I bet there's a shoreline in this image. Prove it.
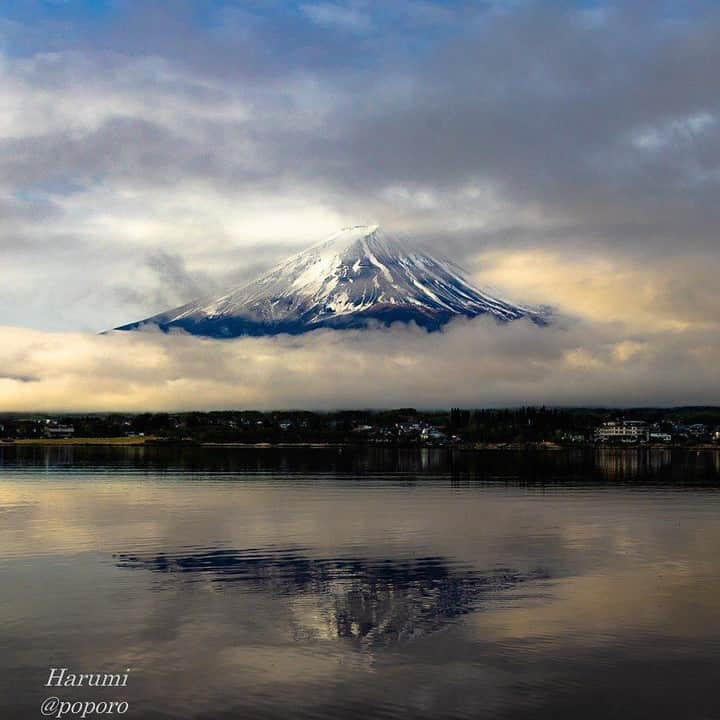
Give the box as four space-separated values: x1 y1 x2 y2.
2 437 152 446
1 438 718 451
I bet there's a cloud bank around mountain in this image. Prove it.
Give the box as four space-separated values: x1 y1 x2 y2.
1 315 718 411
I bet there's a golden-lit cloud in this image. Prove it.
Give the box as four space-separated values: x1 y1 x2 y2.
474 250 720 333
0 315 718 411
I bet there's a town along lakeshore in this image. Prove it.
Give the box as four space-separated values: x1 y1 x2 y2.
2 407 720 450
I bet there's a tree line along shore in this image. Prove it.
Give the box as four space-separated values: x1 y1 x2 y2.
2 407 719 449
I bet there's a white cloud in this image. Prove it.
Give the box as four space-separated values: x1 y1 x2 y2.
301 3 372 33
631 112 716 151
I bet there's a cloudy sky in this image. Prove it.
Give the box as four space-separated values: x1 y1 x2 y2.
1 0 719 410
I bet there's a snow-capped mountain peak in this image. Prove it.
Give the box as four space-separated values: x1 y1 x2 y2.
115 225 547 337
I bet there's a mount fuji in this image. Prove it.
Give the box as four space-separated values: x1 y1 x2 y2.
114 225 548 338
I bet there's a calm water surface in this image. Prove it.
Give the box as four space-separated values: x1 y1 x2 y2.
1 446 720 719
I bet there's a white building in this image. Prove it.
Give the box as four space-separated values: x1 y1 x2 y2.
649 432 672 443
44 424 75 439
594 420 649 443
420 427 446 442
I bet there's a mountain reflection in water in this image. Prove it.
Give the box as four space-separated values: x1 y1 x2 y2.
115 548 549 650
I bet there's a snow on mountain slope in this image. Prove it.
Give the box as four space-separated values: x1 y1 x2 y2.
115 225 548 337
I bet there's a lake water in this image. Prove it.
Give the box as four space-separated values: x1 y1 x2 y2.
1 446 720 719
